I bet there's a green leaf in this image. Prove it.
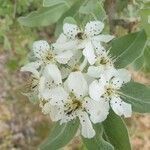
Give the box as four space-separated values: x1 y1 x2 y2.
54 0 84 36
143 45 150 72
43 0 68 7
131 46 150 72
103 111 131 150
120 82 150 113
132 45 150 72
63 16 77 24
140 8 150 38
110 30 147 68
132 55 144 71
82 124 114 150
39 120 79 150
79 0 106 21
18 4 68 27
43 0 74 7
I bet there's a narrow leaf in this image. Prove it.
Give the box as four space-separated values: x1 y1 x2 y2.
132 45 150 72
54 0 84 36
79 0 106 21
43 0 68 7
43 0 75 8
18 4 68 27
121 82 150 113
103 111 131 150
143 45 150 72
82 124 114 150
63 16 77 24
39 120 79 150
140 8 150 38
110 30 147 68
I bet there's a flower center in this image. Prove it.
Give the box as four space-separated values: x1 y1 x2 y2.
25 76 39 92
100 57 108 64
64 93 82 115
106 87 114 96
72 65 80 72
76 32 86 40
101 85 116 100
43 52 55 64
95 56 113 67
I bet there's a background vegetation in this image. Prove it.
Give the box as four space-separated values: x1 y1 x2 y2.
0 0 149 149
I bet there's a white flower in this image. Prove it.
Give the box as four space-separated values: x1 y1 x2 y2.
22 40 73 70
54 21 114 65
42 71 109 138
89 68 132 118
21 40 73 85
20 63 43 98
60 50 83 79
87 52 114 78
21 62 62 99
33 40 73 65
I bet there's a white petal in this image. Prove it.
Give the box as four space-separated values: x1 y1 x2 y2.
59 49 82 79
60 66 71 79
53 40 78 52
92 40 106 55
52 34 69 53
79 57 88 71
41 88 51 100
110 97 132 117
85 21 104 36
55 50 73 64
33 40 50 59
38 76 46 98
110 69 131 89
42 102 51 114
44 64 62 84
60 113 76 124
79 111 95 138
93 34 115 43
63 23 80 39
83 41 96 65
117 69 131 83
122 102 132 117
98 74 107 86
87 66 102 78
67 71 88 97
20 61 41 77
89 80 105 101
49 87 68 105
102 68 117 81
49 105 63 121
84 97 109 123
111 77 123 89
84 73 95 85
67 49 82 66
55 33 68 44
59 49 83 79
38 77 54 100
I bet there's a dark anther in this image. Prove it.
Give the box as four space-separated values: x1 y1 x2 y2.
76 32 84 40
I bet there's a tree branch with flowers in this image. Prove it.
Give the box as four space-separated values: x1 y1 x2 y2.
18 0 150 149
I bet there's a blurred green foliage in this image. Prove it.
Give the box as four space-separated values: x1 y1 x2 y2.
0 0 42 71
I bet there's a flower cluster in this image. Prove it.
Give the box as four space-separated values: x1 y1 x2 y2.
21 21 132 138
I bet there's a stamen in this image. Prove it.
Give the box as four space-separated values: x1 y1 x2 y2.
64 93 83 116
76 32 86 40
